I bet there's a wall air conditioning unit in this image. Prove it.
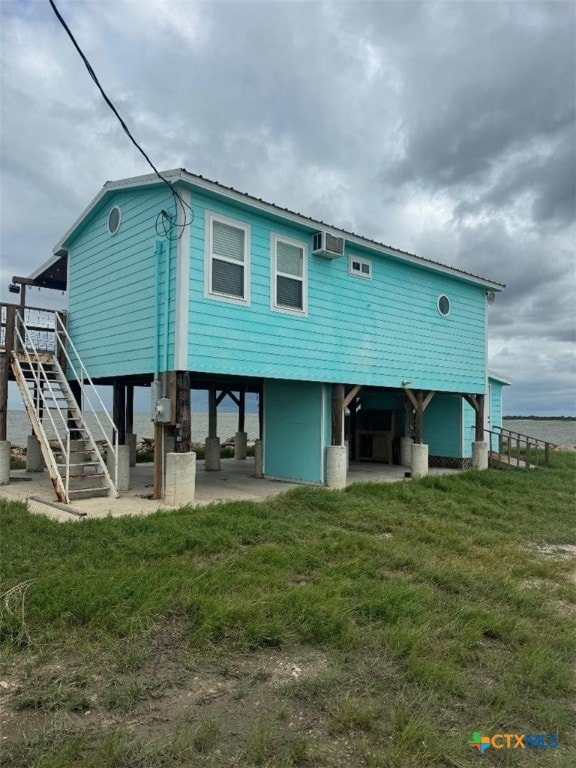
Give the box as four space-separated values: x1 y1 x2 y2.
312 231 345 259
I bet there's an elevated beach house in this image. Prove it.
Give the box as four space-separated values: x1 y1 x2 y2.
1 169 509 504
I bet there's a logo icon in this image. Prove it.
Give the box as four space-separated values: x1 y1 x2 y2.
469 732 491 754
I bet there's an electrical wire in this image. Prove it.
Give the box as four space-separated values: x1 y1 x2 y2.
48 0 193 239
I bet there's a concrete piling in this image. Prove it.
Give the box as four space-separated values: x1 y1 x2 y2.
411 443 429 478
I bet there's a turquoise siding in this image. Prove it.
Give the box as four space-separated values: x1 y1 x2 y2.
488 378 504 450
489 379 503 430
67 187 175 379
463 401 476 457
264 380 325 483
424 395 462 458
188 192 486 392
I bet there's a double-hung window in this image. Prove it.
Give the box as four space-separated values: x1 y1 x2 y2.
206 214 250 304
272 235 307 315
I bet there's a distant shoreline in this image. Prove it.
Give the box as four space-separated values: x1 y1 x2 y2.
503 416 576 421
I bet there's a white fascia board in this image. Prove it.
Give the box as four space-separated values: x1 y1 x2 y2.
178 171 505 291
488 369 513 385
51 170 182 254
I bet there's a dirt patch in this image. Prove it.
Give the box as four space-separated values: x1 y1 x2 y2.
1 635 332 762
531 543 576 560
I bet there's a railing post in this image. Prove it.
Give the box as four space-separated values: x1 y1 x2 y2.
525 440 531 469
545 442 550 467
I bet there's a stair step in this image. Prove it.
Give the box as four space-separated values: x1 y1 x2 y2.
56 461 103 468
68 474 106 481
68 487 110 497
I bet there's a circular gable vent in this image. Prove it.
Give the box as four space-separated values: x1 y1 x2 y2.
107 206 121 235
437 294 451 316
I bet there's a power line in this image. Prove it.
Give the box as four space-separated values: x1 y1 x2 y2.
47 0 192 237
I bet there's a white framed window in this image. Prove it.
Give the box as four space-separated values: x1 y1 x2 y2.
349 255 372 279
271 234 307 315
205 213 250 305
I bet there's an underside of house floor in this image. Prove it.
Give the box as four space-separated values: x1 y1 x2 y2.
2 458 463 522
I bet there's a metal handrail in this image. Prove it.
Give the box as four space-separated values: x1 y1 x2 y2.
15 316 69 459
53 313 118 484
14 315 70 501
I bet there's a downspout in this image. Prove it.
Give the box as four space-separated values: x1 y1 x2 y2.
163 235 171 393
154 240 163 381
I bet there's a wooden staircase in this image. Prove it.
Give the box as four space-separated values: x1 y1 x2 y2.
10 308 119 505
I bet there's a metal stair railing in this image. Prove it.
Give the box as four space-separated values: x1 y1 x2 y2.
484 426 555 468
13 314 70 502
54 313 119 492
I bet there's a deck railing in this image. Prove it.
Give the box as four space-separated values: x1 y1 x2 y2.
1 302 63 355
485 426 555 468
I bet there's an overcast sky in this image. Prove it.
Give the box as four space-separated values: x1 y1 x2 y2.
1 0 575 415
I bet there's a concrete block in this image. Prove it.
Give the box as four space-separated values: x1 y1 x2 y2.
107 444 130 491
165 452 196 507
0 441 10 485
472 441 489 470
234 431 247 460
205 436 221 471
254 439 263 478
326 445 347 489
400 437 413 467
26 434 45 472
411 443 429 478
127 433 137 467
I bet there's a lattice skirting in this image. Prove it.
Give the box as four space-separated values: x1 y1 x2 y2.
429 455 472 469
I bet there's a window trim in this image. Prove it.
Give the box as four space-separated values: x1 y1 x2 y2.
270 233 308 316
349 255 372 280
204 212 250 306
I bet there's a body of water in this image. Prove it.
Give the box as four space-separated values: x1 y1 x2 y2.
6 412 260 448
6 411 575 448
502 419 576 446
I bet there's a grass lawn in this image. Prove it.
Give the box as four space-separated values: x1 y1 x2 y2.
1 455 575 767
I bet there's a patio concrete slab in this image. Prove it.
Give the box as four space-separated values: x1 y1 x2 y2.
1 458 462 522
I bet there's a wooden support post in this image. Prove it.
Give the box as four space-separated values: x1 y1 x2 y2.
331 383 344 446
126 384 134 436
475 394 485 442
414 391 424 444
174 371 191 452
238 389 245 433
208 386 217 439
0 355 8 443
0 306 15 442
404 399 413 438
153 421 163 500
349 397 357 461
113 382 126 445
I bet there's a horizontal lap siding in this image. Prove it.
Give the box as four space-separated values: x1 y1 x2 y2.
489 379 503 430
188 193 486 391
67 187 175 379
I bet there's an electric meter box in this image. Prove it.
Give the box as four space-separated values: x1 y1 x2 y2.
151 381 172 423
